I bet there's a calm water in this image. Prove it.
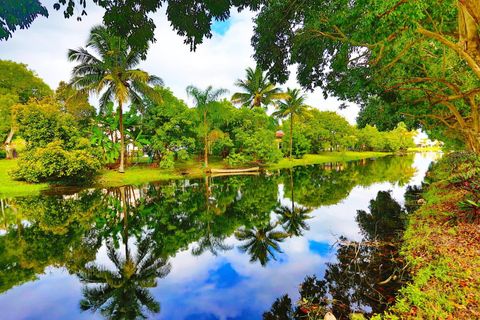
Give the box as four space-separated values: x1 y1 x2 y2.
0 153 439 320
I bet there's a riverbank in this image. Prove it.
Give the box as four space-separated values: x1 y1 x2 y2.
381 155 480 319
0 151 391 196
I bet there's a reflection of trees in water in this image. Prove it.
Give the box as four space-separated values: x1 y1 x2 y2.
276 169 312 237
0 155 419 317
282 155 416 208
263 190 413 320
78 237 170 320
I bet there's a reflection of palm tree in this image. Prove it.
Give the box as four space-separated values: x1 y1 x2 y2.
276 168 313 236
191 227 233 256
192 176 233 256
235 224 288 266
275 205 312 237
78 237 171 319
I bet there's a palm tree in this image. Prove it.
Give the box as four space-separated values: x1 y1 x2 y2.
186 85 227 168
273 88 308 160
68 25 163 173
78 238 171 319
235 223 289 266
231 66 287 109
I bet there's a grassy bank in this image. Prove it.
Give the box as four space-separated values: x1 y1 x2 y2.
407 146 442 152
0 160 48 197
268 151 391 170
380 156 480 319
98 151 392 187
1 151 391 196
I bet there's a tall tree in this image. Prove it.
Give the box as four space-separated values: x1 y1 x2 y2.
68 25 163 172
186 85 227 168
231 66 287 109
55 81 96 130
252 1 480 153
0 60 52 148
273 88 308 160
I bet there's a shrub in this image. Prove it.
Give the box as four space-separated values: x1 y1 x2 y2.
0 149 5 159
226 152 251 166
10 140 102 183
159 151 175 169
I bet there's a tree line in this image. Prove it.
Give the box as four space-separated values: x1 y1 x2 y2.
1 25 414 183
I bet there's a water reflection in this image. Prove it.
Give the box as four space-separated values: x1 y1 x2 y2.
0 154 434 319
79 237 170 319
263 190 416 320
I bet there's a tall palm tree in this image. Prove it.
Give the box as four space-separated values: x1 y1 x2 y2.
186 85 227 168
68 25 163 173
231 66 287 109
235 223 289 266
273 88 308 160
78 238 171 319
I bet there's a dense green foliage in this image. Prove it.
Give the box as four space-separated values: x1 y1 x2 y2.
0 0 47 40
11 99 101 183
251 0 480 153
281 109 414 157
6 0 264 56
0 60 52 142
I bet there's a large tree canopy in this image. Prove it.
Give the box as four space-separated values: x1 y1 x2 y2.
0 60 52 142
252 0 480 152
2 0 265 56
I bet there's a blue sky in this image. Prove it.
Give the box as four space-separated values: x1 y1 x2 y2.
212 20 232 36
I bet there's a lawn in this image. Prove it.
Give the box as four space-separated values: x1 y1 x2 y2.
267 151 391 170
0 160 48 197
1 151 392 196
407 146 443 152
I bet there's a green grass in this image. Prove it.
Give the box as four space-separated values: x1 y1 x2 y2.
267 151 391 170
407 146 442 152
0 160 48 197
380 178 480 319
1 151 392 196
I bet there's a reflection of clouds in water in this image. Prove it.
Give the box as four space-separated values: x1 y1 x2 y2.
0 270 95 320
153 153 439 319
0 153 441 320
155 235 330 320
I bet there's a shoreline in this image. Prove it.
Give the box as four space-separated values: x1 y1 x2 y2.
380 161 480 319
0 151 392 197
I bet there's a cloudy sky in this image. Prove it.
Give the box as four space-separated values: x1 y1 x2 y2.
0 1 360 123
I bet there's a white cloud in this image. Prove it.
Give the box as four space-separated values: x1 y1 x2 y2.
0 2 360 123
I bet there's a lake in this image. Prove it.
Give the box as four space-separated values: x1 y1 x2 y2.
0 153 439 320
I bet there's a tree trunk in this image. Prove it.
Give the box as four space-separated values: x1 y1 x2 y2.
458 1 480 64
119 102 125 173
289 114 293 160
4 128 14 159
204 110 209 168
120 186 129 258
